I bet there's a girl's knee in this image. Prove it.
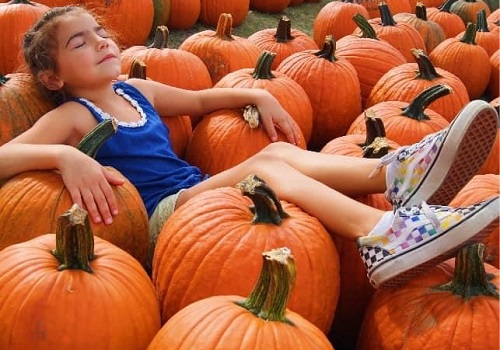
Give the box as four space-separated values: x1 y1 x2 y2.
260 141 297 157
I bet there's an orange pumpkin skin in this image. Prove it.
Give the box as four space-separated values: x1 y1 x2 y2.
0 234 161 349
450 0 491 24
0 169 149 267
357 0 412 18
365 51 470 123
312 0 370 46
450 174 499 267
167 0 200 29
147 295 334 350
199 0 249 27
179 13 262 85
320 133 400 158
335 35 406 109
357 256 499 350
152 187 340 334
0 0 49 73
427 4 467 38
185 108 306 176
0 72 55 145
488 48 499 99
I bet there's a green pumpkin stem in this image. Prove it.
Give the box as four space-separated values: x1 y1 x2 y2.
412 48 442 80
77 118 117 158
438 0 458 12
476 9 490 32
216 13 234 41
8 0 37 5
360 112 391 158
352 13 379 39
379 2 397 26
433 243 499 299
236 174 289 225
315 35 337 62
252 51 276 80
401 84 451 121
52 204 94 273
459 22 477 45
274 16 295 43
236 247 296 324
148 25 169 49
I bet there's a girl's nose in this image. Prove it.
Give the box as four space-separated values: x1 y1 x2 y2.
97 36 109 49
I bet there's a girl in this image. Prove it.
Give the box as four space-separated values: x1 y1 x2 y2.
0 6 498 287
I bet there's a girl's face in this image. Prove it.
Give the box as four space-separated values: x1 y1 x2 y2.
54 12 121 92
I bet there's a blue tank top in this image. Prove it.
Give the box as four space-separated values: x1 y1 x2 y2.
71 81 205 216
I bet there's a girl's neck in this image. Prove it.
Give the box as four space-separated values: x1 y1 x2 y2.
66 81 119 105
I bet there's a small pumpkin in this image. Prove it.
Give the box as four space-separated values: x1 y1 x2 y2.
166 0 200 29
199 0 249 27
459 8 499 56
450 0 491 24
250 0 290 13
426 0 467 38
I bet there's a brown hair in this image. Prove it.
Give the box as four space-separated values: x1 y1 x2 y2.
22 6 96 104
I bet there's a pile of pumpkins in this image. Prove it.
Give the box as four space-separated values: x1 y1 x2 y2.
0 0 499 349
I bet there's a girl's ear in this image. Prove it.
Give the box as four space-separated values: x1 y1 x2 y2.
37 70 64 90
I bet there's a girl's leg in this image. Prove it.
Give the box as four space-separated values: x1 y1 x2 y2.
180 150 386 240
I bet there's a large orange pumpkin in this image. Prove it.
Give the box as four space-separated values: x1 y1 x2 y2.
179 13 262 85
149 247 334 349
277 35 362 150
152 176 341 334
0 0 49 73
365 48 470 123
357 0 412 18
357 244 499 350
185 107 306 175
450 0 491 24
248 16 318 70
429 22 492 99
166 0 200 29
488 48 499 99
335 13 408 108
199 0 249 27
426 0 467 38
349 84 451 146
214 50 313 143
0 205 161 349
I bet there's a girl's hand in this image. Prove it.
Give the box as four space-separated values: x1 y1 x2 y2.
254 91 301 145
58 148 125 225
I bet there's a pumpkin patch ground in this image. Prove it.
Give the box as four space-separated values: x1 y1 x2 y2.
0 0 499 349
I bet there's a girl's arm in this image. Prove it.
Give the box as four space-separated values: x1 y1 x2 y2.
128 78 301 145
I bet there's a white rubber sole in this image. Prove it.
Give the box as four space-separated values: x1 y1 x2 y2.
402 100 499 207
370 196 500 288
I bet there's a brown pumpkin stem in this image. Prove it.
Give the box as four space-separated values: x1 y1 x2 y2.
379 2 397 27
52 204 94 273
215 13 234 41
274 16 295 43
432 243 499 299
236 174 290 225
459 22 477 45
361 112 391 158
128 58 147 80
438 0 458 12
148 25 169 49
352 13 379 39
415 3 428 20
236 247 296 324
476 9 490 32
401 84 451 121
314 35 337 62
77 118 117 158
252 51 276 80
411 48 442 80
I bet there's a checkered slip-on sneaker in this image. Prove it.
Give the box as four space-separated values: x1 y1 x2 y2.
375 100 498 208
357 196 499 288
